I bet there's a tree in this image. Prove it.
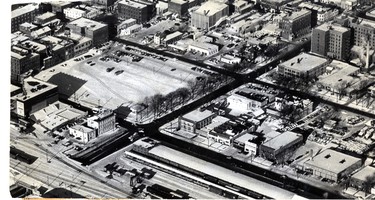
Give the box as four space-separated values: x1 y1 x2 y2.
333 80 348 100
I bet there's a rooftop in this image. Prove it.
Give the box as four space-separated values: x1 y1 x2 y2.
11 84 21 94
279 53 329 72
70 124 94 133
36 12 56 20
351 166 375 182
204 116 230 131
30 101 86 130
169 0 188 5
318 60 360 87
50 1 73 7
65 7 87 15
262 131 302 151
284 9 311 21
190 41 218 50
12 4 38 18
234 133 258 144
118 0 148 9
133 138 158 149
68 17 107 31
17 77 58 102
148 144 296 199
32 27 52 36
181 109 215 122
194 1 228 16
21 40 47 52
165 31 183 41
358 18 375 28
315 23 350 33
305 149 361 174
20 22 37 30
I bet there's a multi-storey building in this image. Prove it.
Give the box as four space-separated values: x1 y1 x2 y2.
350 18 375 49
87 108 116 136
66 17 108 47
118 0 155 23
91 0 117 7
168 0 189 17
11 46 40 84
311 23 351 61
191 1 229 30
34 12 57 25
277 53 329 79
11 4 39 33
178 110 216 134
280 9 311 40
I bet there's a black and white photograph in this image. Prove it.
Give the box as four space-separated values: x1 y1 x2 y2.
7 0 375 199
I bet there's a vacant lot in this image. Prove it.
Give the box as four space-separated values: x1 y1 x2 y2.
35 45 206 110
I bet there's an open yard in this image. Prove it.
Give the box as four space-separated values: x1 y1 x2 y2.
35 44 207 111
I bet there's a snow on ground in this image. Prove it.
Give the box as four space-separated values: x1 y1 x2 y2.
35 47 204 110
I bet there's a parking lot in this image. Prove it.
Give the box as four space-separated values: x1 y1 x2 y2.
35 42 207 110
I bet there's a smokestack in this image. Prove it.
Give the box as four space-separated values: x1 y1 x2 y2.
366 39 370 69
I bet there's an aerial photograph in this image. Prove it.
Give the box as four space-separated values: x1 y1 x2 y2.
8 0 375 199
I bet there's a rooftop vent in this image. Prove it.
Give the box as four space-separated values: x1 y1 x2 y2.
324 154 331 159
339 159 346 164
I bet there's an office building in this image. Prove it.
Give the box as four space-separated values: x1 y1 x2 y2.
11 4 39 33
168 0 189 17
350 166 375 193
277 53 329 79
178 110 215 134
66 17 108 47
11 46 40 84
91 0 117 7
15 77 58 118
350 18 375 49
118 0 155 23
87 108 116 136
311 23 351 61
69 125 96 143
191 1 229 30
260 131 303 162
304 149 361 182
188 41 219 56
280 9 311 40
34 12 57 25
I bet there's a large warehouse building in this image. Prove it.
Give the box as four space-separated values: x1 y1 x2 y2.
191 1 229 30
303 149 362 182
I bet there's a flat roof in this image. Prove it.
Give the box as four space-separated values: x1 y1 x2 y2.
264 130 282 140
21 40 47 52
50 1 73 7
11 84 21 93
36 12 56 20
285 9 310 21
169 0 188 4
318 60 359 87
194 1 228 16
165 31 183 41
356 18 375 29
305 149 361 174
204 116 230 131
33 27 52 36
68 17 107 31
31 102 86 130
20 22 37 29
280 53 329 72
148 145 296 199
133 138 157 149
182 109 214 122
315 23 350 33
70 124 94 133
12 4 38 18
262 131 302 151
118 0 147 8
190 41 218 50
234 133 258 144
351 166 375 182
65 7 87 14
17 77 58 101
